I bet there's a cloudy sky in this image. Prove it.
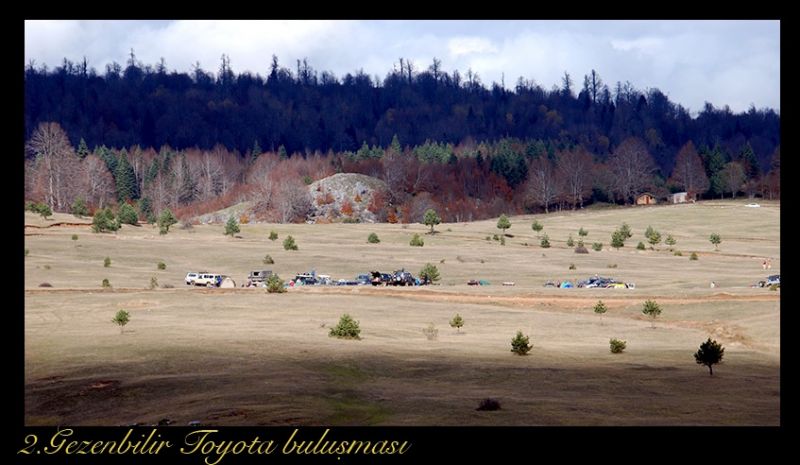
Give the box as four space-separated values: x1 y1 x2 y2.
25 20 780 114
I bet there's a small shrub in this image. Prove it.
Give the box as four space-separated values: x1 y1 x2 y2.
476 398 501 411
263 254 275 265
566 235 575 247
161 283 175 289
620 222 632 239
637 241 646 250
102 278 111 288
450 313 464 333
540 234 550 248
269 230 278 241
103 257 111 268
500 235 506 246
157 261 166 270
511 331 532 355
592 242 603 252
665 234 677 250
117 203 139 226
239 214 250 224
439 258 445 264
224 216 240 236
577 239 584 248
690 252 698 261
485 236 491 241
419 263 441 284
594 300 608 322
283 235 298 251
446 228 452 232
342 217 360 223
157 209 178 235
674 251 683 256
611 230 626 249
92 207 120 233
492 234 499 241
44 264 51 270
607 263 617 269
531 220 543 236
423 209 441 234
642 300 662 328
37 202 53 219
24 248 29 256
575 245 589 254
25 201 38 212
578 227 588 237
38 282 52 287
569 263 576 270
71 198 89 217
769 284 779 291
410 233 424 247
71 234 78 241
709 233 721 250
149 276 159 289
266 274 286 293
179 221 193 231
496 214 511 235
303 175 313 185
329 314 361 339
422 323 438 340
609 338 627 354
111 309 130 334
367 232 380 243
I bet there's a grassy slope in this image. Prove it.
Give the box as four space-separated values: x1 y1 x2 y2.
24 200 780 425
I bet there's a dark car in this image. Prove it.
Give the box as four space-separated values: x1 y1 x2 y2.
391 270 415 286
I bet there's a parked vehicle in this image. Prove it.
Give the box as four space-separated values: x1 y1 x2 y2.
194 273 222 287
390 270 416 286
248 270 273 283
356 274 371 285
185 272 203 285
766 275 780 286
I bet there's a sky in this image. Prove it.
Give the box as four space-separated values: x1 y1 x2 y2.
24 20 780 114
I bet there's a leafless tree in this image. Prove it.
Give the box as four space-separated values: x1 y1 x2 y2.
525 157 560 213
25 122 79 211
670 141 709 197
719 162 745 199
274 178 310 223
556 147 593 209
608 137 656 204
81 154 115 209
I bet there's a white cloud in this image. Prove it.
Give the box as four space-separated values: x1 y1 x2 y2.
447 37 498 57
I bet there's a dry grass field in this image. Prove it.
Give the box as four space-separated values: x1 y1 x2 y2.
24 200 780 425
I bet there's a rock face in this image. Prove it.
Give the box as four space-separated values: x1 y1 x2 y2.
307 173 387 223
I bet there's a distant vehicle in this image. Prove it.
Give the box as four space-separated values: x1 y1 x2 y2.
317 274 333 285
745 203 761 208
390 270 415 286
194 273 222 287
356 274 371 285
185 272 201 285
248 270 273 283
467 279 479 286
294 273 317 285
766 275 780 286
543 281 557 288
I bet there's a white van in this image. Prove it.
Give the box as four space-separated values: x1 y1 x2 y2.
194 273 222 287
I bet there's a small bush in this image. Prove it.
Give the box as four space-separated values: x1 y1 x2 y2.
769 284 779 291
609 338 627 354
419 263 441 284
500 235 506 246
44 264 51 270
71 198 89 217
37 203 53 219
575 245 589 254
111 309 130 334
224 216 240 236
492 234 499 241
569 263 576 270
450 313 464 332
578 227 588 237
709 233 721 250
674 251 683 256
157 209 178 235
266 274 286 293
422 323 438 340
179 221 193 231
303 175 313 185
149 276 159 289
577 239 584 248
620 222 632 239
118 203 139 226
476 398 501 411
342 217 360 223
439 258 445 264
607 263 617 269
92 207 120 233
269 230 278 241
161 283 175 289
566 235 575 247
103 257 111 268
410 233 424 247
367 232 380 243
540 234 550 248
263 254 275 265
102 278 111 288
592 242 603 252
329 314 361 339
637 241 646 250
71 234 78 241
25 201 38 212
485 236 491 241
511 331 532 355
157 261 166 270
690 252 698 261
531 220 543 236
283 235 298 251
24 248 29 256
38 282 52 287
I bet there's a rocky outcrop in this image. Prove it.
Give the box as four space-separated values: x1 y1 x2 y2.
307 173 387 223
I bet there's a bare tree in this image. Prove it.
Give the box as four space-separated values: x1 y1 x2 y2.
556 147 593 209
247 153 280 213
81 154 115 209
25 122 78 211
274 178 310 223
525 157 560 213
670 141 709 197
608 137 656 204
198 147 225 201
719 162 746 199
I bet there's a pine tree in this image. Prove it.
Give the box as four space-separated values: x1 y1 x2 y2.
450 313 464 332
157 209 177 235
76 138 89 159
115 150 139 201
225 216 240 236
497 214 511 235
694 338 724 376
423 209 441 234
390 134 402 154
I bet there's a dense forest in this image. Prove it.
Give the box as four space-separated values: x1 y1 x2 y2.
24 54 780 224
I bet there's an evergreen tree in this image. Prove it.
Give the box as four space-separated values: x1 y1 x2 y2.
225 216 240 236
390 134 402 154
76 137 89 158
138 197 154 223
178 154 196 204
115 150 139 201
419 263 440 284
71 197 89 217
157 209 177 235
423 209 441 234
117 203 139 225
450 313 464 333
739 143 760 179
497 214 511 234
694 338 724 376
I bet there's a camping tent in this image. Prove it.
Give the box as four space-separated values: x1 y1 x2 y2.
219 277 236 288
